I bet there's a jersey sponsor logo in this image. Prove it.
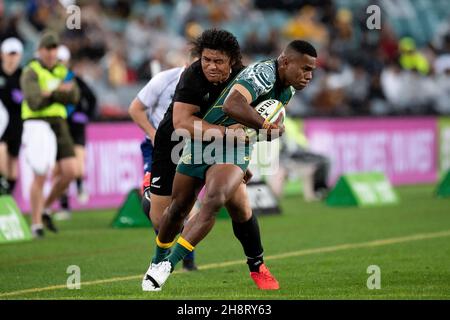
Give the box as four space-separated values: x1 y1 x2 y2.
151 176 161 188
255 100 277 118
151 177 161 184
180 153 192 164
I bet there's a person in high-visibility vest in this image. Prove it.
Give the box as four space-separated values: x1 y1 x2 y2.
53 45 97 221
20 31 80 238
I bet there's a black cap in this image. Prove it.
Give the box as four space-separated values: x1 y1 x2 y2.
39 31 60 49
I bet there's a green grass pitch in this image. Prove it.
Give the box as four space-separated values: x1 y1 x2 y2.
1 184 449 299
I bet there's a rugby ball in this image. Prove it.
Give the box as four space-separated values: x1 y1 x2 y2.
246 99 285 140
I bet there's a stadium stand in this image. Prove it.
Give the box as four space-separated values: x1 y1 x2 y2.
1 0 450 119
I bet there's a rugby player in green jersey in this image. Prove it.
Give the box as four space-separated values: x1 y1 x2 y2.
143 40 317 291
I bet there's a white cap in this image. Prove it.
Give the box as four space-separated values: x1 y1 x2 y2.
57 45 71 62
1 37 23 54
434 54 450 74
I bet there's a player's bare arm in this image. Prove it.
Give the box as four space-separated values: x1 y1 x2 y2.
224 84 284 140
128 98 156 142
223 84 266 129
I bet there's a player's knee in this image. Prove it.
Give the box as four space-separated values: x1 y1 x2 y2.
32 174 47 187
230 206 252 223
168 199 191 221
202 192 227 213
62 168 77 182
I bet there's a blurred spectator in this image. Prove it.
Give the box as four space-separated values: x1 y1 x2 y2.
20 31 79 237
124 13 152 69
311 53 353 116
346 60 370 115
54 44 97 220
177 0 210 34
329 8 358 60
432 56 450 114
26 0 66 33
0 37 24 195
368 71 389 116
2 0 450 118
243 29 278 57
399 37 430 75
381 61 408 113
0 2 23 42
282 6 329 48
105 49 128 87
381 60 434 114
378 23 399 64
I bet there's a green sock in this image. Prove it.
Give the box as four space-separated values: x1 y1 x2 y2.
167 243 193 270
152 246 170 264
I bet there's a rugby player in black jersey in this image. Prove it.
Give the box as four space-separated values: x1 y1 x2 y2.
142 29 280 291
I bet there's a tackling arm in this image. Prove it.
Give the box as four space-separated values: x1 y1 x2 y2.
173 102 226 140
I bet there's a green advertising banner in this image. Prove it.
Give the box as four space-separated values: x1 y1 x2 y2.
0 195 32 243
112 189 152 228
436 170 450 197
326 172 399 207
438 117 450 178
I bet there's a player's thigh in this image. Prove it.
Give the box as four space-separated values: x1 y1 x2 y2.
149 146 176 196
204 164 245 204
149 193 172 229
225 183 252 222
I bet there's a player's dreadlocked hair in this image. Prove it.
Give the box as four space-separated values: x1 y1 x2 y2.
191 29 243 68
287 40 318 58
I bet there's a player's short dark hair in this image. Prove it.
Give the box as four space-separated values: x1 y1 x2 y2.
191 29 243 68
287 40 317 58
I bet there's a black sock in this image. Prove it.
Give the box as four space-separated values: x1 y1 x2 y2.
60 193 70 210
6 179 16 194
76 178 83 193
247 256 264 272
232 214 264 272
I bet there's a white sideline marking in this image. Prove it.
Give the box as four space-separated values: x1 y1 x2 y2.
1 229 450 297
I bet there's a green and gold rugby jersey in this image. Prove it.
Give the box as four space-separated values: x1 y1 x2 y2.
202 59 295 126
177 59 295 180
